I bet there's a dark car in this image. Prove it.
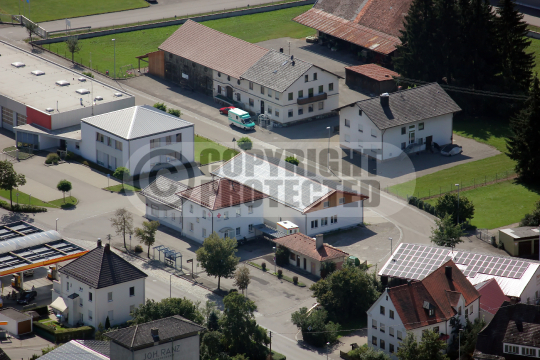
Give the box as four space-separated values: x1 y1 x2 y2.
17 291 37 305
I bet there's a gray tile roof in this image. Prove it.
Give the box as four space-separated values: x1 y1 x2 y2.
141 176 188 211
240 50 313 93
38 340 109 360
355 83 461 130
0 348 10 360
105 315 205 350
59 243 147 289
81 105 193 140
75 341 110 358
0 308 31 321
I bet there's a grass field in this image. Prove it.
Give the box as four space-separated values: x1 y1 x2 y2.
195 135 238 165
453 115 510 152
0 0 148 23
49 196 78 209
46 5 315 76
0 188 56 207
104 184 141 193
425 180 539 229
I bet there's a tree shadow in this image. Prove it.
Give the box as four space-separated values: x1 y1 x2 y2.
453 114 509 143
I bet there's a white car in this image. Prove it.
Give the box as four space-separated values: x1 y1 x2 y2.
441 144 463 156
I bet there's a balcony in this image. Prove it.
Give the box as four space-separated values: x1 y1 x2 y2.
297 92 327 105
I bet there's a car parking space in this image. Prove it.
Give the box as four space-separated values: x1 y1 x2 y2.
1 267 53 312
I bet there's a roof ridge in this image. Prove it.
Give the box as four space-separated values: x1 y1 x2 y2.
130 325 138 349
96 247 106 289
211 178 222 210
126 106 139 139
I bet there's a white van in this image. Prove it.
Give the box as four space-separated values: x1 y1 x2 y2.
228 108 255 130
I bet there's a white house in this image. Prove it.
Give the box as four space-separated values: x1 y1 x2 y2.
368 261 480 358
79 105 194 175
52 240 148 328
338 83 461 161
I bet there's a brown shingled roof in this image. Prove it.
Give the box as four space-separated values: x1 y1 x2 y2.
345 64 399 81
178 178 267 210
273 233 349 262
158 20 268 79
388 260 480 330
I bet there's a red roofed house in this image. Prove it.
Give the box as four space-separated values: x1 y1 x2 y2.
345 64 399 95
367 261 480 358
273 233 349 277
475 278 511 325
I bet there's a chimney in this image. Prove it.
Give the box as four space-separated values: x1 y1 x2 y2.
104 243 111 253
291 55 294 60
292 61 295 66
380 93 390 107
445 266 452 280
280 47 283 53
316 234 324 249
151 328 159 337
407 280 412 286
97 239 102 248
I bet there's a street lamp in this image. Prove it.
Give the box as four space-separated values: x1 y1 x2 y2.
56 218 59 231
326 126 331 169
112 38 116 79
459 328 463 359
455 184 460 225
326 342 330 360
273 246 276 274
389 237 393 254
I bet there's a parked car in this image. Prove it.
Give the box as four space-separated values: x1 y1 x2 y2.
228 108 255 130
23 269 34 277
17 291 37 305
219 106 235 115
440 144 463 156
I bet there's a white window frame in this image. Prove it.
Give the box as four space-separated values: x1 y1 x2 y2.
344 119 350 127
248 205 253 214
108 292 113 302
202 228 207 237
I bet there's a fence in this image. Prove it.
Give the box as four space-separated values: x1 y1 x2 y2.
387 169 517 200
3 146 34 160
476 229 492 243
16 15 48 39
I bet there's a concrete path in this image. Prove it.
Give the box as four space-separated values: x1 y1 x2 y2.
16 177 60 202
54 162 120 189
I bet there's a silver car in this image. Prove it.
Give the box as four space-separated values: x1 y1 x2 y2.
441 144 463 156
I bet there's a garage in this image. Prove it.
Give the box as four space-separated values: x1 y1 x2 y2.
0 307 33 337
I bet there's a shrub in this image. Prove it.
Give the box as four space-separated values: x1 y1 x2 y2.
33 322 94 343
237 137 253 151
261 262 266 270
134 245 143 253
65 151 74 161
285 156 299 166
293 276 298 285
277 269 283 278
82 160 89 166
0 201 47 213
417 200 424 210
168 108 181 117
229 289 238 294
45 153 60 164
82 71 94 78
153 102 167 112
408 196 418 206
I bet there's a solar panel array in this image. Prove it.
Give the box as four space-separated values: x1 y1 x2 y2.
382 243 531 281
0 222 41 241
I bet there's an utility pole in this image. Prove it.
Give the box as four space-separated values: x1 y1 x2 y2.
269 331 272 354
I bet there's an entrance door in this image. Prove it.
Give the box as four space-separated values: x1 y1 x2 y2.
303 258 306 270
226 86 233 99
425 136 432 151
518 241 532 257
260 100 265 114
296 255 300 267
409 130 415 144
59 140 67 150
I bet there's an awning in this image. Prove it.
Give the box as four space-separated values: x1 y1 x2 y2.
219 227 233 233
50 297 67 313
253 224 287 239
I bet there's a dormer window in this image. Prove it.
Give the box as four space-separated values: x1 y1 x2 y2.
429 308 435 317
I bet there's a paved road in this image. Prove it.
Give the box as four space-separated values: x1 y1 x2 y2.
37 0 295 32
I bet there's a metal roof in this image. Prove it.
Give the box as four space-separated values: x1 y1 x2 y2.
38 340 109 360
500 227 540 239
241 50 313 93
14 123 82 141
0 41 131 114
345 63 399 81
141 175 188 211
379 243 540 298
81 105 193 140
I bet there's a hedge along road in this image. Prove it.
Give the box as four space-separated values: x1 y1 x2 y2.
44 5 315 77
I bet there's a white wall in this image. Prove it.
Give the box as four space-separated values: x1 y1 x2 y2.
520 266 540 304
0 310 31 336
339 105 383 159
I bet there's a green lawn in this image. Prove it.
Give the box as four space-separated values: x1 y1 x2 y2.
195 135 238 165
104 184 141 193
46 5 315 76
0 189 56 208
49 196 78 209
453 115 510 152
0 0 148 23
425 180 539 229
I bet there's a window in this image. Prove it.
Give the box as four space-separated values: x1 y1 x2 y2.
389 327 394 337
89 292 93 302
202 228 207 237
319 101 324 110
108 292 113 302
249 81 253 90
275 92 279 100
345 119 351 127
298 90 304 98
380 306 385 315
380 339 385 350
298 107 303 115
249 224 254 233
308 88 314 97
372 319 377 329
318 85 323 93
236 207 241 217
397 331 403 340
268 89 272 98
371 128 377 138
268 106 272 115
288 92 293 101
128 286 135 297
115 140 122 150
80 297 83 307
331 215 338 223
311 220 318 228
107 137 112 147
372 336 377 346
76 142 80 150
79 287 83 292
329 83 334 91
308 104 313 113
429 308 435 317
419 122 424 130
66 282 69 291
236 93 241 102
176 133 182 142
88 310 93 320
313 73 317 80
401 126 406 135
234 227 241 237
465 308 469 317
305 74 309 82
190 223 194 232
165 136 172 145
150 139 160 148
217 85 222 94
129 305 135 315
96 132 104 143
172 212 176 221
359 109 363 116
522 347 536 356
345 134 350 142
321 217 328 226
380 323 385 333
202 211 206 219
339 197 345 205
218 72 221 77
389 310 394 319
248 205 253 214
288 110 293 118
227 75 230 81
261 86 265 95
323 201 329 208
504 345 519 354
433 326 439 334
358 123 363 132
190 204 193 213
470 305 473 314
108 310 114 321
390 344 395 353
222 211 228 220
249 98 254 107
401 142 406 150
458 306 462 315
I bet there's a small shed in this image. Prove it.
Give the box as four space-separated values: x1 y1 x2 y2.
345 64 399 95
499 227 539 258
0 307 33 336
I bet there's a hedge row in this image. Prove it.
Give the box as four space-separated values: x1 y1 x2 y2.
408 196 437 216
33 321 94 343
0 200 47 213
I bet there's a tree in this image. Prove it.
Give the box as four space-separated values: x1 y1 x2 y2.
25 22 37 43
112 167 130 189
0 160 26 209
285 156 299 166
65 36 82 63
291 307 340 347
495 0 534 93
310 266 380 321
397 331 448 360
220 292 269 359
430 214 464 249
520 200 540 226
110 208 134 248
275 246 290 266
207 310 220 331
447 317 486 359
105 316 111 329
134 220 160 257
168 108 182 117
56 179 72 203
154 102 167 112
348 344 391 360
201 331 225 360
435 193 475 225
130 298 204 325
234 266 250 296
196 232 239 290
507 76 540 182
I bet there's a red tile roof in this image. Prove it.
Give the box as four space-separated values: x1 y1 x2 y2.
388 260 481 330
273 233 349 262
476 279 510 315
345 64 399 81
353 0 413 38
159 20 269 79
178 178 267 210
